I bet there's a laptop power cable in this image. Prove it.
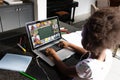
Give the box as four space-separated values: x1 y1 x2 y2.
35 56 51 80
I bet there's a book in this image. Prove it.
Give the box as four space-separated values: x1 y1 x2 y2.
62 30 83 48
0 53 32 72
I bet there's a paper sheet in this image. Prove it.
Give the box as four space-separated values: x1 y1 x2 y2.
62 31 83 48
0 53 32 72
4 0 23 4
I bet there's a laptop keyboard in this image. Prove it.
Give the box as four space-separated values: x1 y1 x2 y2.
40 43 63 56
50 43 63 51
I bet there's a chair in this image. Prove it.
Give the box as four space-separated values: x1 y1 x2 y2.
112 45 120 57
0 0 3 4
55 11 71 24
96 0 110 8
91 4 99 15
91 0 110 15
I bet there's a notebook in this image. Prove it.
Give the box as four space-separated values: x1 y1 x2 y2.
25 16 74 66
0 53 32 72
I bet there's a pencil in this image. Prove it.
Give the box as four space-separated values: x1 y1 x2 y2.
19 71 36 80
17 43 26 53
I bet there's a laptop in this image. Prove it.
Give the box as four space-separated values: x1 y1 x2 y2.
25 16 74 66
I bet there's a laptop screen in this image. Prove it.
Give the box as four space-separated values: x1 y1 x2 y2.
26 17 61 49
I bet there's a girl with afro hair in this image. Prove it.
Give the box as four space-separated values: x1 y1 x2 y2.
45 7 120 80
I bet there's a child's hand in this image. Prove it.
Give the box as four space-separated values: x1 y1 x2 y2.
45 48 56 57
58 41 69 48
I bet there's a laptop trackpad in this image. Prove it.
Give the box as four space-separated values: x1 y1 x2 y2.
57 48 74 60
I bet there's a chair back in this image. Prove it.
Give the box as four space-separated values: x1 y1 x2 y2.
96 0 110 8
91 0 110 15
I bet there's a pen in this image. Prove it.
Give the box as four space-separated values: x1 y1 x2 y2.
17 43 26 53
19 71 37 80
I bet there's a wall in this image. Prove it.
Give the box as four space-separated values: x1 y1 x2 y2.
74 0 96 22
37 0 46 20
31 0 46 20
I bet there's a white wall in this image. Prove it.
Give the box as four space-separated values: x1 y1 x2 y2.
74 0 96 22
37 0 46 20
32 0 46 20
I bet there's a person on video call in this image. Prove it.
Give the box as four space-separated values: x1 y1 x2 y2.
45 7 120 80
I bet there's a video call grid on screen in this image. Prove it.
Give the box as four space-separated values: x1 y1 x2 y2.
27 18 61 49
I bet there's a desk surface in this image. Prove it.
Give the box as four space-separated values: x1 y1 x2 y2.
0 22 80 80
